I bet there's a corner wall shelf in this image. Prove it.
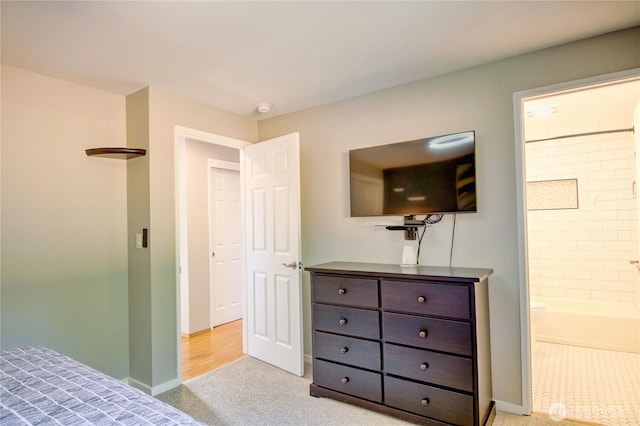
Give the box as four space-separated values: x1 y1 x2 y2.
85 148 146 159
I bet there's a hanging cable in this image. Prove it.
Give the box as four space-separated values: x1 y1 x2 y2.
449 214 457 267
415 223 428 265
415 214 443 264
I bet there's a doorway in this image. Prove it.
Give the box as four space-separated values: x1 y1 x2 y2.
176 127 304 380
177 129 251 380
515 70 640 423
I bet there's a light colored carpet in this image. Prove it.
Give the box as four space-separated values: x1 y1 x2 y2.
157 356 597 425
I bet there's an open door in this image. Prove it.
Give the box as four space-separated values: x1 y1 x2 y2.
243 133 303 376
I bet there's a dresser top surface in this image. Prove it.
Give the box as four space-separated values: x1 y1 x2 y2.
306 261 493 283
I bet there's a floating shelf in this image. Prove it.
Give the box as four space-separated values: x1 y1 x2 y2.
85 148 146 159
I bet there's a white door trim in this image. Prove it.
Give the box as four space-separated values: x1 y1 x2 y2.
174 126 252 380
512 67 640 415
175 125 251 149
208 158 241 172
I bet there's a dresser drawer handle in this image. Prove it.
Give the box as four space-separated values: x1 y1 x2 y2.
341 377 349 384
418 330 428 338
420 362 429 371
421 398 430 406
339 318 348 325
340 347 349 354
338 288 347 295
417 296 427 304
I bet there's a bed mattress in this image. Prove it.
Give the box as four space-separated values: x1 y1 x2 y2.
1 346 201 425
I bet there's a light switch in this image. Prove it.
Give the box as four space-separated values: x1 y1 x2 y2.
136 233 142 249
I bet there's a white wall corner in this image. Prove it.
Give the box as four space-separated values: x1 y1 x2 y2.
495 399 529 416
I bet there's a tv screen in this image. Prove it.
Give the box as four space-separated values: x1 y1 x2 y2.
349 131 476 217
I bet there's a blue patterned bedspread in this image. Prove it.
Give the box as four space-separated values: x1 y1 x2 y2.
1 347 201 425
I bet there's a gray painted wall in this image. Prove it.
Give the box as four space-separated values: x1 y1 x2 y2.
1 65 130 379
126 88 152 386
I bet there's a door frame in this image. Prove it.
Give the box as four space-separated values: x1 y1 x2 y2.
512 68 640 415
175 126 252 374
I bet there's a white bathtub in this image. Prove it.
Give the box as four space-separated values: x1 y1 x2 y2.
533 296 640 354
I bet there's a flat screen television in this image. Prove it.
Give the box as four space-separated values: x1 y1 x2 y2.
349 130 476 217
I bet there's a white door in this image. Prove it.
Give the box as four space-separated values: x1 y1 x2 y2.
209 162 242 327
243 133 303 376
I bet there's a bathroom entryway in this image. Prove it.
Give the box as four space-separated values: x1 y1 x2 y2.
518 73 640 424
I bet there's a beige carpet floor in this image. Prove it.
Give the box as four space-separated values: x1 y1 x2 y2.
157 356 599 425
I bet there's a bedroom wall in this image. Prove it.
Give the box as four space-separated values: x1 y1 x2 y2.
0 67 256 389
0 65 130 379
125 88 152 388
127 87 256 391
257 27 640 409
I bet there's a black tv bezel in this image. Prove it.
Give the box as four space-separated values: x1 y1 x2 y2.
348 130 477 217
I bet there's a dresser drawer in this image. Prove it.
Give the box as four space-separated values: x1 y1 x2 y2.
381 280 470 319
385 376 473 426
314 331 381 370
383 312 472 356
312 274 379 308
313 304 380 339
314 359 382 403
383 343 473 392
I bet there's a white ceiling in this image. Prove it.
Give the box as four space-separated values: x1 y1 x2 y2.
524 79 640 141
2 1 639 118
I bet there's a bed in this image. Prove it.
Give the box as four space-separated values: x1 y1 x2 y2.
1 346 201 425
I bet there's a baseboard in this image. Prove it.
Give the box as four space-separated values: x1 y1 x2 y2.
151 377 181 396
181 327 211 338
127 377 152 394
494 399 529 415
127 377 181 396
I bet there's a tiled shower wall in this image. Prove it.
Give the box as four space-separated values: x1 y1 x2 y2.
526 131 638 306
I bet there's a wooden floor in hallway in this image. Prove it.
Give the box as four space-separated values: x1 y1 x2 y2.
181 319 244 381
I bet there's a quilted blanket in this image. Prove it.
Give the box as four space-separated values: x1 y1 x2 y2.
1 347 201 425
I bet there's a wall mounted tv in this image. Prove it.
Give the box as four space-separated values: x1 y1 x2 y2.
349 130 476 217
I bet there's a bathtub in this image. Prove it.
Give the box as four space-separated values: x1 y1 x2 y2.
533 296 640 354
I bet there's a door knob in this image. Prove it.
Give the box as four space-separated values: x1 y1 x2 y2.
281 261 298 270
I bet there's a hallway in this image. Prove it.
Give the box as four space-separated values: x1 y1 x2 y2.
181 320 244 381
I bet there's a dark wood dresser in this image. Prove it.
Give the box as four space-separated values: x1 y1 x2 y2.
306 261 494 426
